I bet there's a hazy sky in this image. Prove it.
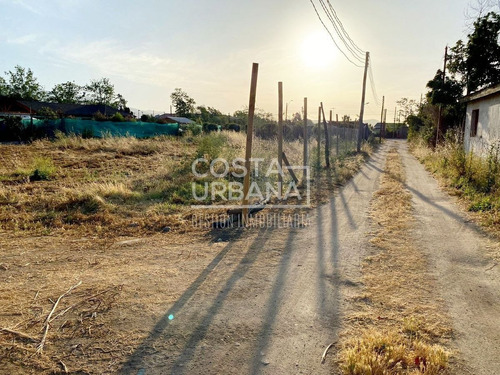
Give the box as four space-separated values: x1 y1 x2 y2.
0 0 474 122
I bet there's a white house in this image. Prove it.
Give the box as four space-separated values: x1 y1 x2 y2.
463 83 500 156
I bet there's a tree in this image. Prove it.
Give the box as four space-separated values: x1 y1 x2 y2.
447 12 500 94
4 65 44 100
84 78 115 106
113 93 128 111
170 88 195 117
48 81 84 103
0 77 8 96
466 12 500 93
396 98 419 123
426 70 464 105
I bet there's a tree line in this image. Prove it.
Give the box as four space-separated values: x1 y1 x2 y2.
0 65 129 112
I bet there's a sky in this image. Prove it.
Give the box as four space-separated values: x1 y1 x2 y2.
0 0 476 123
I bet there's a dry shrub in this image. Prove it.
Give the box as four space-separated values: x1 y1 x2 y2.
341 329 448 375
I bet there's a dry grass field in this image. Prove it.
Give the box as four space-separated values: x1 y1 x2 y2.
0 132 371 374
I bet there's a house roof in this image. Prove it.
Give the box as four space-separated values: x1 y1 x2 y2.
156 114 194 124
461 83 500 103
18 101 127 117
0 96 129 117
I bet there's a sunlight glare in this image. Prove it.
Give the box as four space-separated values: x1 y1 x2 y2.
300 32 337 69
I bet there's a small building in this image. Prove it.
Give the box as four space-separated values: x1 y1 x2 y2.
462 83 500 156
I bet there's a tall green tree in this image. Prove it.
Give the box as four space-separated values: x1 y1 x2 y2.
84 78 115 106
3 65 44 100
426 70 464 105
48 81 84 103
170 88 195 117
466 12 500 92
447 12 500 94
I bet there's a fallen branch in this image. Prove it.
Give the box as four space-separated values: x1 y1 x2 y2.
321 342 336 364
37 281 82 353
50 285 121 323
0 327 37 342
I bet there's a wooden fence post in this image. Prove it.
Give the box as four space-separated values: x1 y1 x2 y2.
278 82 283 198
242 63 259 224
317 106 321 168
336 114 339 156
303 97 308 180
320 103 330 168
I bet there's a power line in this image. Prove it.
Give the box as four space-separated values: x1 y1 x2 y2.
368 56 380 106
308 0 363 68
317 0 364 63
325 0 365 55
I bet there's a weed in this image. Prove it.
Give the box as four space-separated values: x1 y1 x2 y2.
30 156 57 181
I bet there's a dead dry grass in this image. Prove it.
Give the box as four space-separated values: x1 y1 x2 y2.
0 133 374 374
336 148 452 374
0 132 371 238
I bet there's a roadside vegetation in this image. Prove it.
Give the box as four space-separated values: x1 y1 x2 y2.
387 7 500 241
410 137 500 237
337 149 451 374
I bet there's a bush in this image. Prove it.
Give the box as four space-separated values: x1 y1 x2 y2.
184 123 202 136
93 111 108 121
203 123 219 133
30 157 57 181
196 132 227 161
0 116 24 141
111 112 125 122
227 123 241 132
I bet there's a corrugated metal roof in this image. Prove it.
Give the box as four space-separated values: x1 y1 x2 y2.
156 114 194 124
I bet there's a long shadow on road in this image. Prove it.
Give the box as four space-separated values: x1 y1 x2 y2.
121 227 269 374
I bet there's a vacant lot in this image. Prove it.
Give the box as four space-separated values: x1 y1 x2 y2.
0 133 370 374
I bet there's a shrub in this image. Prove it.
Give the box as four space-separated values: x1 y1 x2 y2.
184 123 202 136
196 132 227 161
203 123 219 133
93 111 108 121
30 157 57 181
227 123 241 132
111 112 125 122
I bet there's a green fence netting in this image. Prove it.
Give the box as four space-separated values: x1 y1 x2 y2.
19 118 181 138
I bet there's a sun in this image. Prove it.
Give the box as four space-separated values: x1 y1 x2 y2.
300 32 337 69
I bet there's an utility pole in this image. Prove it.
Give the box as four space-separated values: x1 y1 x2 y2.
436 46 448 147
357 51 370 152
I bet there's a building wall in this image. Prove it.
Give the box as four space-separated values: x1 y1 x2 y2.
465 93 500 156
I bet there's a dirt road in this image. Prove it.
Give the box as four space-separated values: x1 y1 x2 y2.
399 141 500 374
121 140 500 375
121 146 388 375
